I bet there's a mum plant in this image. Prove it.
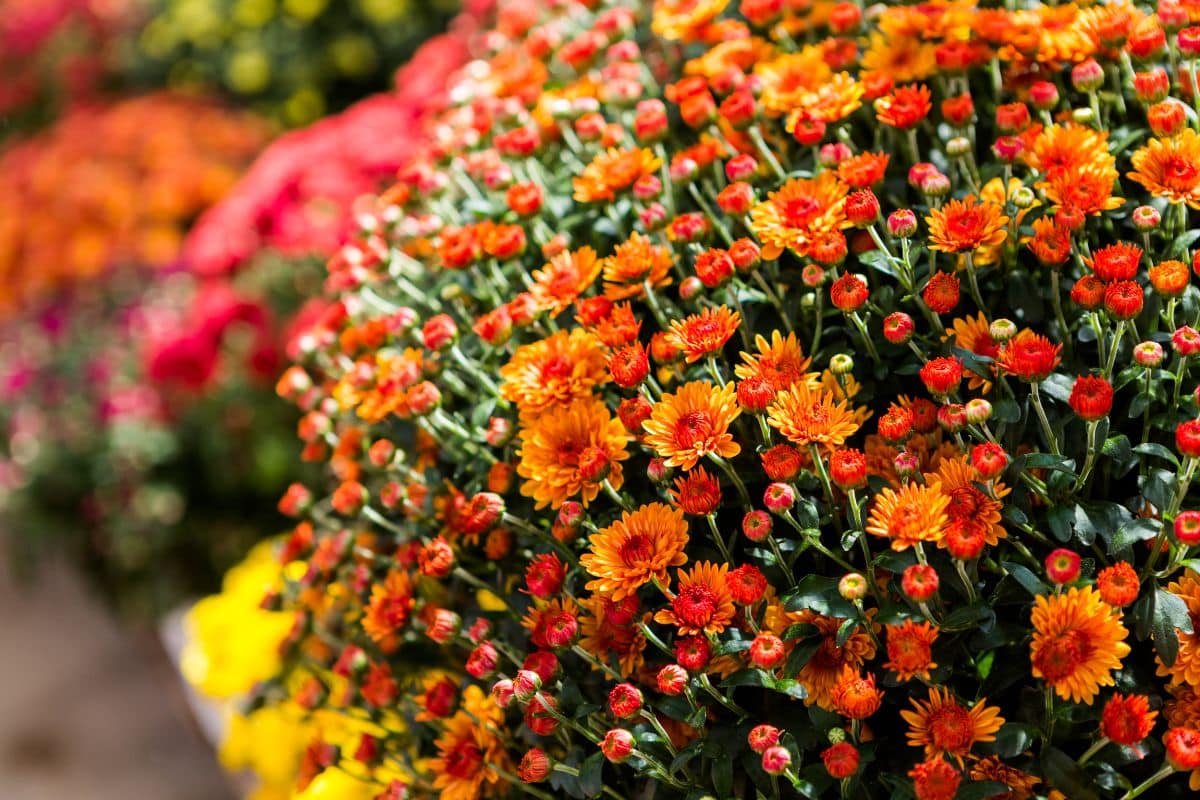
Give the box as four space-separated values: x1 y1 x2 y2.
237 0 1200 797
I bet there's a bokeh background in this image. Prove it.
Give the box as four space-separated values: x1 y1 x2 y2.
0 0 483 795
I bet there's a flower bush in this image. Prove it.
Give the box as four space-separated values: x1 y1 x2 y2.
212 0 1200 798
127 0 467 126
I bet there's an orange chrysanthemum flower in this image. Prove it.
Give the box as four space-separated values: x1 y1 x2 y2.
1025 217 1073 267
1100 693 1158 746
651 0 731 42
1031 586 1131 704
884 619 940 682
1040 164 1124 217
901 687 1005 765
874 84 932 130
581 503 689 601
667 306 741 363
573 147 663 204
787 72 864 125
995 329 1062 382
766 381 861 449
521 596 581 650
362 569 415 650
1026 123 1113 180
1157 570 1200 686
1166 683 1200 729
943 314 998 392
1128 129 1200 209
792 610 878 710
929 456 1009 550
602 232 674 301
642 381 742 470
654 561 736 635
749 173 850 260
830 665 884 719
429 703 508 800
531 246 601 316
925 196 1009 254
968 756 1040 800
861 33 937 83
578 594 647 678
836 151 890 189
516 397 630 509
866 483 951 551
670 466 722 515
754 48 834 116
735 330 816 391
499 328 609 421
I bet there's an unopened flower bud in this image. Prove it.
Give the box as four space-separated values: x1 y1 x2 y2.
838 573 868 600
830 353 854 374
748 724 781 754
887 209 918 238
762 746 792 775
1132 205 1161 231
764 482 796 513
964 398 992 424
989 318 1018 342
601 729 635 763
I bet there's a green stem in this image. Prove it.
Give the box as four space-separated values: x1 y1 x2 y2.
1029 382 1062 457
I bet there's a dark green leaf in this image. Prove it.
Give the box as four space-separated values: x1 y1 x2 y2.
1040 374 1075 404
783 575 856 617
1039 746 1101 800
720 669 773 689
993 723 1037 759
1022 452 1077 473
579 752 604 798
711 753 733 797
1133 442 1181 467
1155 587 1194 668
992 398 1021 424
1140 469 1177 514
957 783 1012 800
1107 518 1160 556
1002 562 1049 596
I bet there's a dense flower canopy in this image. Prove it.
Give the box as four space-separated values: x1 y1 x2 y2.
196 0 1200 797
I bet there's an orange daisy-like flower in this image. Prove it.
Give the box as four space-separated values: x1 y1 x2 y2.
749 172 850 260
786 72 864 125
901 687 1005 765
735 330 816 391
1157 570 1200 686
1040 164 1124 217
874 84 932 130
499 328 609 421
792 610 878 710
836 152 890 189
581 503 690 601
944 314 998 392
670 466 722 515
651 0 731 42
925 196 1009 254
521 596 581 650
766 381 861 449
602 232 674 301
1026 123 1113 180
517 397 630 510
884 619 940 682
1031 585 1131 704
861 32 937 83
362 569 415 651
667 306 741 363
654 561 736 635
1025 216 1073 268
531 246 602 316
429 704 508 800
968 756 1041 800
578 594 648 678
1166 682 1200 729
754 48 834 116
929 456 1009 549
573 147 663 204
995 329 1062 382
830 665 884 719
866 483 951 551
1128 128 1200 209
642 381 742 470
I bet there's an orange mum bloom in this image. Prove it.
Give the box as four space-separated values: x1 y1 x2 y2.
602 232 674 301
901 687 1005 765
362 569 415 650
1031 586 1131 704
1158 571 1200 687
865 483 951 551
1026 123 1113 180
766 381 861 449
499 329 609 421
642 381 742 470
581 502 690 601
1040 164 1123 217
667 306 742 363
516 397 630 510
749 173 850 260
1025 217 1072 267
929 455 1009 550
884 619 940 682
654 561 736 635
874 84 932 129
735 330 816 391
754 48 835 116
995 329 1062 382
792 610 878 710
573 147 663 204
531 246 601 316
429 702 508 800
925 196 1009 253
651 0 731 42
830 665 884 719
837 151 890 188
943 314 998 392
1128 129 1200 208
670 466 722 515
968 757 1040 800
